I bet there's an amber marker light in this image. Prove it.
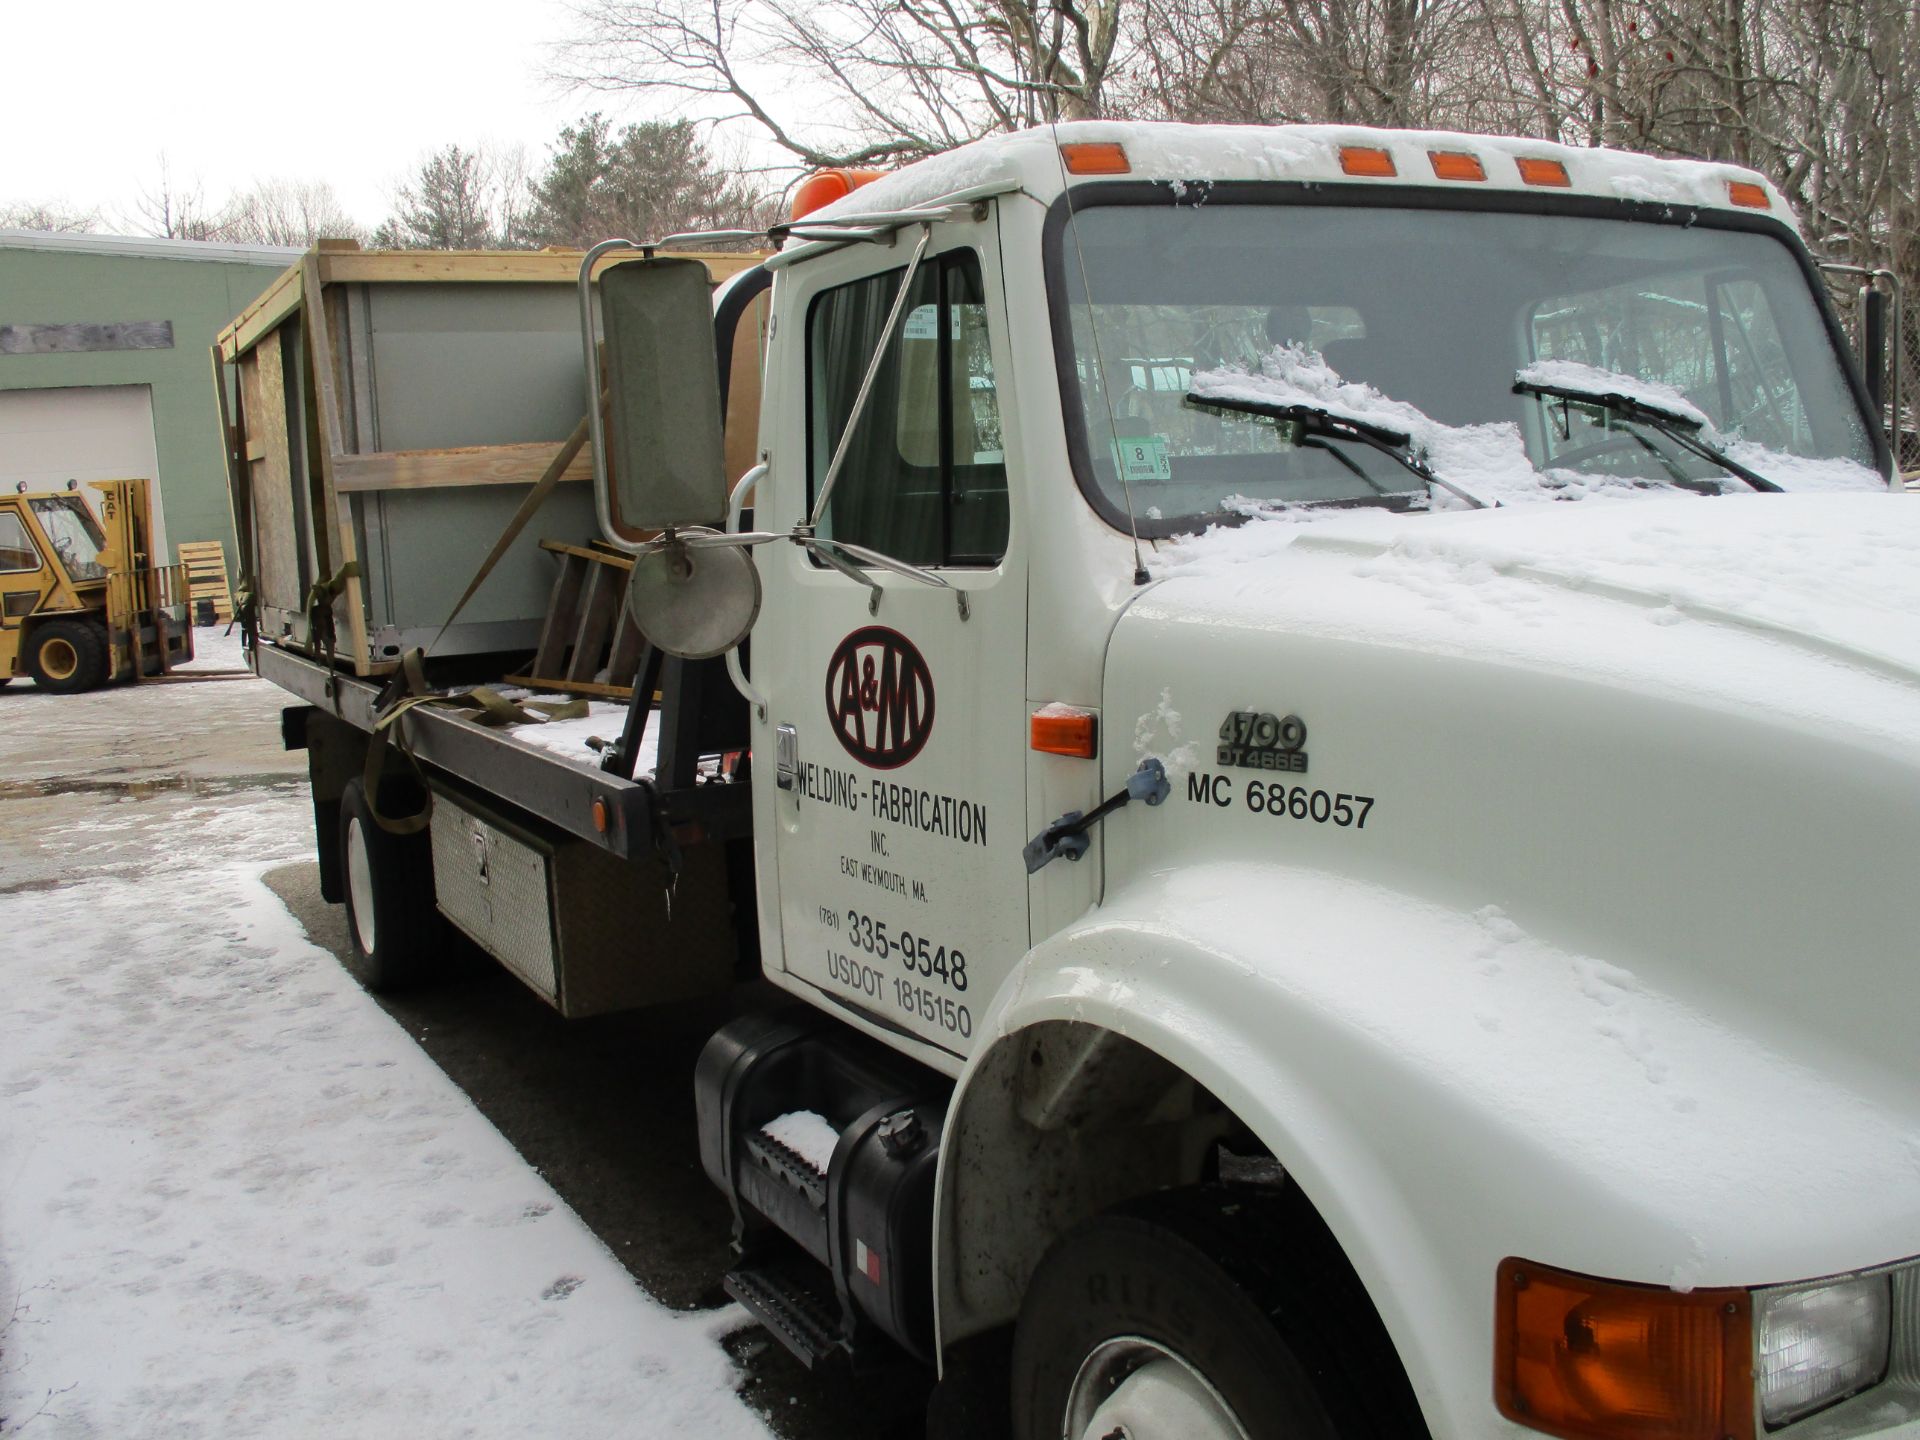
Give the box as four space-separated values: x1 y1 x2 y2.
1059 142 1130 175
1339 145 1398 177
1494 1258 1754 1440
1429 151 1487 182
1031 708 1099 758
1727 181 1771 209
1516 157 1573 188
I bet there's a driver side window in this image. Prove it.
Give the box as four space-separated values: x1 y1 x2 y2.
807 251 1008 567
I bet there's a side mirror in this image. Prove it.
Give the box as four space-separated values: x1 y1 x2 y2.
591 255 727 543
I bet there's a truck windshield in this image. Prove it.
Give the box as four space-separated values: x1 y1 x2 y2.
1051 198 1881 529
30 497 109 581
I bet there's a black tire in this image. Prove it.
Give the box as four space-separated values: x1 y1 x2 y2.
26 617 111 693
1012 1184 1428 1440
337 775 447 992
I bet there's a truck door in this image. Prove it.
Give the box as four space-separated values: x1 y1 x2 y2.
757 218 1027 1065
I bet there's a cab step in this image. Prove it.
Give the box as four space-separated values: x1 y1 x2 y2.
724 1255 846 1371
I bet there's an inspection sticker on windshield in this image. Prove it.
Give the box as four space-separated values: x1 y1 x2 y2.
1114 435 1172 483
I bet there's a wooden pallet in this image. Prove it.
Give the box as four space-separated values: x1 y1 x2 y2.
501 541 647 700
176 540 234 624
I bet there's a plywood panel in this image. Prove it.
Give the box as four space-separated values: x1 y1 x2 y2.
245 331 302 613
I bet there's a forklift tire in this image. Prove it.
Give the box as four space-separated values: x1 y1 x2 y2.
26 618 110 694
338 776 446 992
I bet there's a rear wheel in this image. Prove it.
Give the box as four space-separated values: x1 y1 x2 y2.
338 776 446 991
1012 1185 1426 1440
26 618 110 693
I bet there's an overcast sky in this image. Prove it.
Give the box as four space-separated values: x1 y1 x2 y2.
7 0 637 231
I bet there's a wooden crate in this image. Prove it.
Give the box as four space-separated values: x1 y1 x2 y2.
176 540 234 624
213 242 767 677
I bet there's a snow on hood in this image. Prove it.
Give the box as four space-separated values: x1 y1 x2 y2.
1151 492 1920 708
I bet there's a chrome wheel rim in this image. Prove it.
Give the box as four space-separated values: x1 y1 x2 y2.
346 815 377 955
1064 1335 1252 1440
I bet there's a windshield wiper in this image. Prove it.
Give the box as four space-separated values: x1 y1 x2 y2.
1512 378 1783 494
1185 393 1491 509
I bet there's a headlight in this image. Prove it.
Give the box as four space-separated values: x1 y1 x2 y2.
1754 1274 1892 1428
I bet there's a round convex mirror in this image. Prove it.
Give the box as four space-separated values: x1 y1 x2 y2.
625 534 761 659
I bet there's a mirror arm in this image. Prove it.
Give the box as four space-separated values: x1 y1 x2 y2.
724 465 769 718
804 534 887 613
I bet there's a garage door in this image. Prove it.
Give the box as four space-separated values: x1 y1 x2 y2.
0 386 166 559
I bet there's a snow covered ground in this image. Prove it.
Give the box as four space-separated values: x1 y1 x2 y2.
0 632 770 1438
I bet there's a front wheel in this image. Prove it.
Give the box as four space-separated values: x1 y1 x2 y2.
26 618 110 693
1012 1185 1426 1440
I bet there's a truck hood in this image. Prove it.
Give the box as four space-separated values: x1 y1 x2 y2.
1098 490 1920 1281
1146 492 1920 723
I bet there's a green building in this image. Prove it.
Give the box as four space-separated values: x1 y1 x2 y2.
0 229 300 569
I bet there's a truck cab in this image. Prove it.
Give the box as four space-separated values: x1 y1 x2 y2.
0 478 190 692
598 125 1918 1440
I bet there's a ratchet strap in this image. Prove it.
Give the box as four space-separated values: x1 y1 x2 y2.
361 647 588 834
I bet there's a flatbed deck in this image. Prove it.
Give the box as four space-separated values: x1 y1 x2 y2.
260 643 660 858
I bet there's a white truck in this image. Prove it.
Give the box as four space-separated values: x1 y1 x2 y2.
251 123 1919 1440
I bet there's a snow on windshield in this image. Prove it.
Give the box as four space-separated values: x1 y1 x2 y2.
1191 344 1655 511
1170 343 1889 573
1516 358 1712 429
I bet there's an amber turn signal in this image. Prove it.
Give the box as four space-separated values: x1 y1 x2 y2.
1031 708 1098 758
1339 146 1398 177
1059 142 1130 175
1494 1258 1753 1440
1727 180 1771 209
790 167 886 221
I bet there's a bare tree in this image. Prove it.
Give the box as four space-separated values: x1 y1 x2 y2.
226 179 367 247
558 0 1132 166
128 157 235 241
0 200 101 234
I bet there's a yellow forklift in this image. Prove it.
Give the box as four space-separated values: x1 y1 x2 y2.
0 478 192 693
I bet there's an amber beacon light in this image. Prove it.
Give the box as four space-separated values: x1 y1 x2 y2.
790 168 885 221
1494 1258 1754 1440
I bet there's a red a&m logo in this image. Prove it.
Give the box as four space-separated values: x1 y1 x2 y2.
824 626 934 769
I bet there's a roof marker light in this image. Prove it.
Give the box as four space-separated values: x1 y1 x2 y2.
1059 143 1130 175
1516 157 1572 188
1429 151 1486 182
790 168 885 221
1339 146 1397 178
1031 707 1098 758
1728 180 1771 209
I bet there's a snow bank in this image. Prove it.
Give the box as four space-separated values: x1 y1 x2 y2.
0 703 767 1437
